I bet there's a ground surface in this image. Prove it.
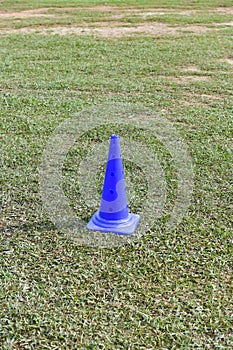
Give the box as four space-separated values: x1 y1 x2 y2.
0 0 233 349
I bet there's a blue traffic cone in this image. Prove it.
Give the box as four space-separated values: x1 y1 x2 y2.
87 134 140 235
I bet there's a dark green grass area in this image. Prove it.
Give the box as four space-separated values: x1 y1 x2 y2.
1 2 233 349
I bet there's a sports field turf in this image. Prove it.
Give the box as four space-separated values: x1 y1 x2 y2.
0 1 232 348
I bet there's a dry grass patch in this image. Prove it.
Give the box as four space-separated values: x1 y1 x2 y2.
0 8 55 18
216 21 233 27
224 58 233 65
165 75 211 84
216 7 233 15
183 92 223 106
0 6 230 37
219 58 233 67
178 75 210 82
182 66 202 72
0 22 216 37
198 93 222 99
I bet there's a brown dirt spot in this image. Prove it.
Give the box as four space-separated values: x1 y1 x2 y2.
182 94 224 111
85 5 121 11
48 6 189 14
216 7 233 15
39 5 122 12
0 6 218 21
0 6 224 38
158 75 210 84
0 8 56 18
178 25 212 34
0 22 214 37
199 93 221 99
176 10 198 15
173 76 210 83
185 92 221 100
182 93 222 106
0 6 232 19
219 58 233 66
139 9 198 19
181 100 203 106
225 58 233 65
182 66 201 72
91 23 178 37
216 21 233 27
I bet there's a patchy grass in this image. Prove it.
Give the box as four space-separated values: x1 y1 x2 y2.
1 0 233 11
0 6 233 31
0 1 233 349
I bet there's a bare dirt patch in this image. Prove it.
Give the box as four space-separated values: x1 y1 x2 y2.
141 9 198 17
0 22 215 37
7 22 177 37
199 93 222 99
172 76 210 83
0 8 56 18
177 25 213 34
216 7 233 15
182 66 201 72
217 21 233 26
0 6 232 19
182 92 223 106
0 6 225 37
83 5 121 11
91 23 178 37
225 58 233 65
219 58 233 66
181 100 204 107
158 75 210 84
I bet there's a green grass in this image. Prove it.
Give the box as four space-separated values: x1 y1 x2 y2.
0 0 233 11
0 1 233 349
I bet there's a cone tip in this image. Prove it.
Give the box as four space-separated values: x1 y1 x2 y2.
111 134 119 140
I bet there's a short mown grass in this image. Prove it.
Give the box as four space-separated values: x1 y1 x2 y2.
0 1 232 349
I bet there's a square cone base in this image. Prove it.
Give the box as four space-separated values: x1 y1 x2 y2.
87 211 140 235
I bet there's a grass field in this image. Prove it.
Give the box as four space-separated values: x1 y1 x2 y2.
0 0 233 349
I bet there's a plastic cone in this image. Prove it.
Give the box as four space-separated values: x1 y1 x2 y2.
87 134 140 235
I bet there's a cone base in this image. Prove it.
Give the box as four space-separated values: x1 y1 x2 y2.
87 211 140 235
